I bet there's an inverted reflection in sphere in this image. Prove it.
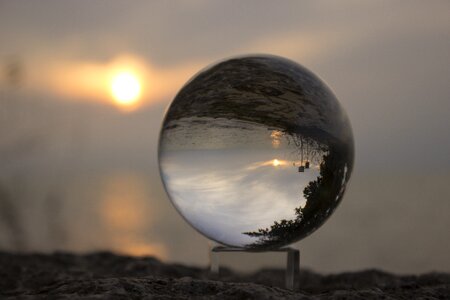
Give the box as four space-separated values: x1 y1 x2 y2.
158 55 354 250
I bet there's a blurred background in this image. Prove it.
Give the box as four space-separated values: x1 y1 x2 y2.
0 1 449 274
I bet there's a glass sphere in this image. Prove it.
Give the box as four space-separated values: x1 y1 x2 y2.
158 55 354 250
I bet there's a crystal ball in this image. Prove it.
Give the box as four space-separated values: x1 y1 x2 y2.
158 55 354 249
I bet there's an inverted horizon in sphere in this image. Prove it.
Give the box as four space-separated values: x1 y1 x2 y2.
159 54 354 250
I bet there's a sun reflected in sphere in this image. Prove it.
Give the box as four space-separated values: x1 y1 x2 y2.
273 159 281 167
111 72 141 106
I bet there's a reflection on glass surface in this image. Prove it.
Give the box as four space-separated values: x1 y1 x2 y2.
158 55 354 249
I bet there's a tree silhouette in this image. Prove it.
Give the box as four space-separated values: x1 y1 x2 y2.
243 147 349 249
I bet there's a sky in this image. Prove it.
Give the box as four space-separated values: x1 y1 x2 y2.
1 1 449 171
0 1 449 273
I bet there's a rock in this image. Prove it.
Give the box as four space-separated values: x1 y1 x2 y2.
0 251 448 299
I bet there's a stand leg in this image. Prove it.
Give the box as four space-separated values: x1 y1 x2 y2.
286 248 300 290
210 248 219 275
209 246 300 290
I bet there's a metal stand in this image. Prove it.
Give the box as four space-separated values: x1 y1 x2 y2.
209 245 300 290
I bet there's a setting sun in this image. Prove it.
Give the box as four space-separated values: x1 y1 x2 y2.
273 159 281 167
111 72 141 106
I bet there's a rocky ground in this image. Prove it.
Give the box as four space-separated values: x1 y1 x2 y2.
0 251 449 299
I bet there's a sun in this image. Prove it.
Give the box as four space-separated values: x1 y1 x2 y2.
272 159 281 167
111 72 142 106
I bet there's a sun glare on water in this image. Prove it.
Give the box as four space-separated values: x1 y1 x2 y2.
111 72 142 106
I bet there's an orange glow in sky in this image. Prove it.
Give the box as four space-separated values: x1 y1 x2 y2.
28 54 204 113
